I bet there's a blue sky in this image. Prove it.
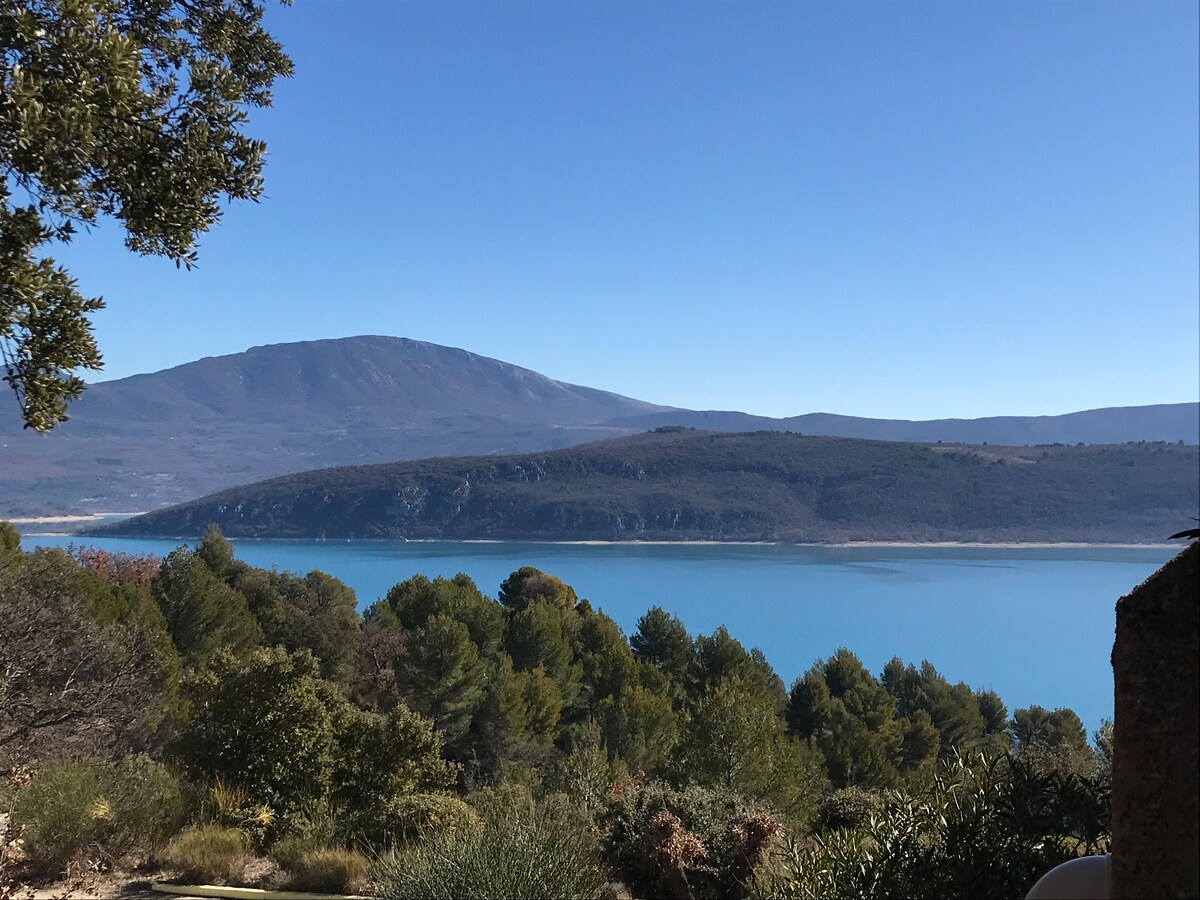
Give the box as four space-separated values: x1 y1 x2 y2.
63 0 1198 420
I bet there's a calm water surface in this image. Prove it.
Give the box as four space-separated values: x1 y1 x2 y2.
23 534 1179 733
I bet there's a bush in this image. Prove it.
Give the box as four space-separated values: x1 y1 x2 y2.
269 797 347 869
269 833 313 872
814 786 887 833
600 779 779 899
105 754 189 857
759 752 1111 900
374 793 483 847
283 847 369 894
10 761 106 873
162 824 250 884
9 756 189 874
282 796 346 849
373 792 604 900
468 780 537 823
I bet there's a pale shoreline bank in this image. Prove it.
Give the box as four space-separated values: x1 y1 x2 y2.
9 520 1181 551
6 511 144 525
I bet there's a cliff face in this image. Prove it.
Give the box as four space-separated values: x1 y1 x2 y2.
1111 541 1198 899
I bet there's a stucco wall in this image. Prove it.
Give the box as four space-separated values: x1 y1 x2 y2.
1110 541 1198 899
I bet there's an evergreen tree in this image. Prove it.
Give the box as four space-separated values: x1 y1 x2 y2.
694 626 787 711
975 688 1013 754
505 599 582 708
498 567 578 612
674 676 828 825
824 648 895 732
374 572 505 661
1010 706 1094 776
598 677 679 773
573 602 637 712
630 605 694 694
152 546 261 665
510 666 565 744
676 676 778 791
788 652 900 788
195 523 238 583
787 670 834 739
882 657 986 758
394 614 488 749
235 567 362 686
895 709 941 777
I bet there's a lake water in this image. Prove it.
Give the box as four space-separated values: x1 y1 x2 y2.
20 534 1180 734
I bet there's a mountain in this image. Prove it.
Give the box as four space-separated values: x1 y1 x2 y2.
97 430 1200 544
0 336 671 514
600 403 1200 446
1 335 1195 516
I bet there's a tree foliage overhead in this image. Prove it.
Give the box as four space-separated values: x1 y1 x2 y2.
0 0 292 431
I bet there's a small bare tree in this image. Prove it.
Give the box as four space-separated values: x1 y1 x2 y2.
0 548 168 768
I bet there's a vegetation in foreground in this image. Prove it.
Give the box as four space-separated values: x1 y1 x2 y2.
0 521 1113 897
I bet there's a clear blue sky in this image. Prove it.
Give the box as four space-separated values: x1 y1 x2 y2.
64 0 1198 420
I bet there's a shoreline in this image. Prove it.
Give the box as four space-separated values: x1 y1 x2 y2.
5 511 145 525
13 528 1181 551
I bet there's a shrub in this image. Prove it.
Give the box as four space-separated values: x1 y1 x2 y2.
172 648 335 821
162 824 250 884
9 756 189 873
374 793 483 847
373 792 604 900
814 786 887 833
105 754 189 858
204 777 276 849
269 797 347 867
283 847 370 894
10 761 106 873
758 752 1111 900
600 779 778 899
468 780 537 823
269 834 315 873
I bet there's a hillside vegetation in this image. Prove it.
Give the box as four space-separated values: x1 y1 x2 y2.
1 523 1126 896
98 430 1200 542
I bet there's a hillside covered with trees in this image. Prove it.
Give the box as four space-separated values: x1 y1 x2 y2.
99 430 1200 543
0 523 1120 897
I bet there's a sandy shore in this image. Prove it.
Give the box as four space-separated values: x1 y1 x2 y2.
5 511 145 524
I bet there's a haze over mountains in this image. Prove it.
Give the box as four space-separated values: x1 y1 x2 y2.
1 335 1196 515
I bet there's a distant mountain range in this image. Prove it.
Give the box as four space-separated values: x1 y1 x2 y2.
1 335 1196 515
604 405 1200 446
96 430 1200 543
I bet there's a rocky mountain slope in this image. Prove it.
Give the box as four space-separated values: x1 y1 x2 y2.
2 336 1195 515
97 430 1200 543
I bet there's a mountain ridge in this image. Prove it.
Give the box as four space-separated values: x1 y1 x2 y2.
1 335 1195 515
602 403 1200 445
94 429 1200 544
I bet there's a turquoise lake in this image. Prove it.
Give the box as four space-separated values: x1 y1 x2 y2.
21 534 1180 734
